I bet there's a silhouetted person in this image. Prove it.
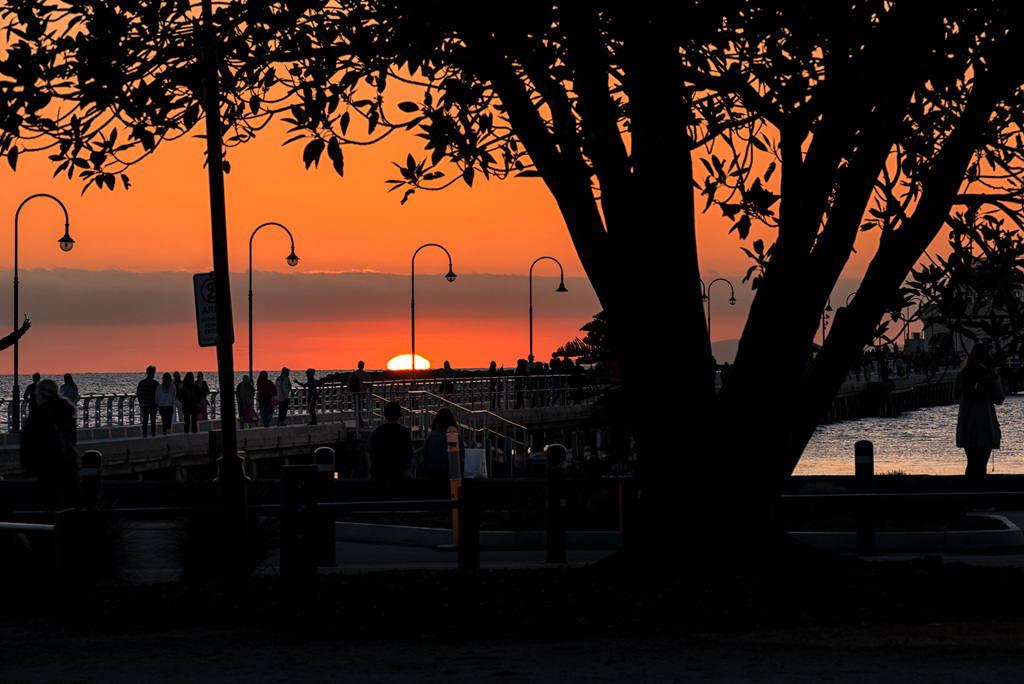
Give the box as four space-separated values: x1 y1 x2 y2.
136 365 159 437
440 360 455 398
21 378 78 509
349 360 371 425
514 359 528 409
155 372 176 435
275 367 291 425
179 371 202 433
299 368 320 425
23 371 41 419
420 408 464 480
370 401 414 481
236 375 256 429
488 361 502 410
172 371 184 422
256 370 276 427
196 371 211 420
59 373 79 405
955 343 1004 487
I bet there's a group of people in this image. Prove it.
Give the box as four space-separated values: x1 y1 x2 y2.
236 367 298 428
369 402 464 482
135 367 213 436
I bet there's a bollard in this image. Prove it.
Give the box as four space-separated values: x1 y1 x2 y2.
80 450 102 509
281 464 319 585
854 440 875 555
314 446 337 566
545 443 567 563
855 440 874 494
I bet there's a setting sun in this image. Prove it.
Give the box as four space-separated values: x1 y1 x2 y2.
387 354 431 371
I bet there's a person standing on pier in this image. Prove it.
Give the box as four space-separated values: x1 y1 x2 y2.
954 343 1004 485
236 375 256 429
299 368 320 425
136 366 159 437
23 372 41 420
179 372 202 434
59 374 79 405
275 367 291 426
256 370 276 428
488 361 502 410
348 360 371 426
154 372 176 435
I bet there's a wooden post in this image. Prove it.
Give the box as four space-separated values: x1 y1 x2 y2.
855 440 875 555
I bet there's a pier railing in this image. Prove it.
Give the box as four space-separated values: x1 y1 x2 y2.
0 373 589 433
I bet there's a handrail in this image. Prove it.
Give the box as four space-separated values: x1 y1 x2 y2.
0 372 597 433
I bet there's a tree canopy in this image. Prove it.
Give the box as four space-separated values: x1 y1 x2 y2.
6 2 1024 554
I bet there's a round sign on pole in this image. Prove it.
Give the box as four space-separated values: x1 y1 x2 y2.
194 272 228 347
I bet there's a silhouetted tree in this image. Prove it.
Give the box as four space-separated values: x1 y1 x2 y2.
910 212 1024 357
554 311 614 365
6 2 1024 561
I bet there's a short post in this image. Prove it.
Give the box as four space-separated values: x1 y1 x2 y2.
281 464 318 585
854 439 875 555
80 450 102 509
855 440 874 494
545 443 567 563
314 446 336 567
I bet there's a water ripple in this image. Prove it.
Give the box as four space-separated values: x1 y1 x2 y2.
797 395 1023 476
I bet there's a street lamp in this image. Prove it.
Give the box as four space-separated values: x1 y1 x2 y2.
411 243 456 385
248 222 299 382
705 278 736 343
13 194 74 432
529 256 567 362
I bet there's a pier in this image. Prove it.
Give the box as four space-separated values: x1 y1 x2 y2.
0 375 598 479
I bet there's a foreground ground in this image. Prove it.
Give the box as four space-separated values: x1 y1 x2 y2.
4 555 1024 683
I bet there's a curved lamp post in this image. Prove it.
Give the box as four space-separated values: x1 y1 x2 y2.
411 243 456 385
705 278 736 343
248 222 299 382
13 194 75 432
529 256 567 362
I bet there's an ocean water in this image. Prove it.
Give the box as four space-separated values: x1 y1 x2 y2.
8 371 1010 476
797 394 1024 476
0 370 356 397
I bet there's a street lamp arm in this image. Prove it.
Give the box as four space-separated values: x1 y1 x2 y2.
411 243 456 379
705 277 736 343
529 256 568 361
13 193 73 432
249 221 300 382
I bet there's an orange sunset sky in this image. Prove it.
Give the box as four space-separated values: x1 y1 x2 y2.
0 110 939 375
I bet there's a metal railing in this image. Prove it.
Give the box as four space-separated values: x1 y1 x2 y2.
0 373 594 433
